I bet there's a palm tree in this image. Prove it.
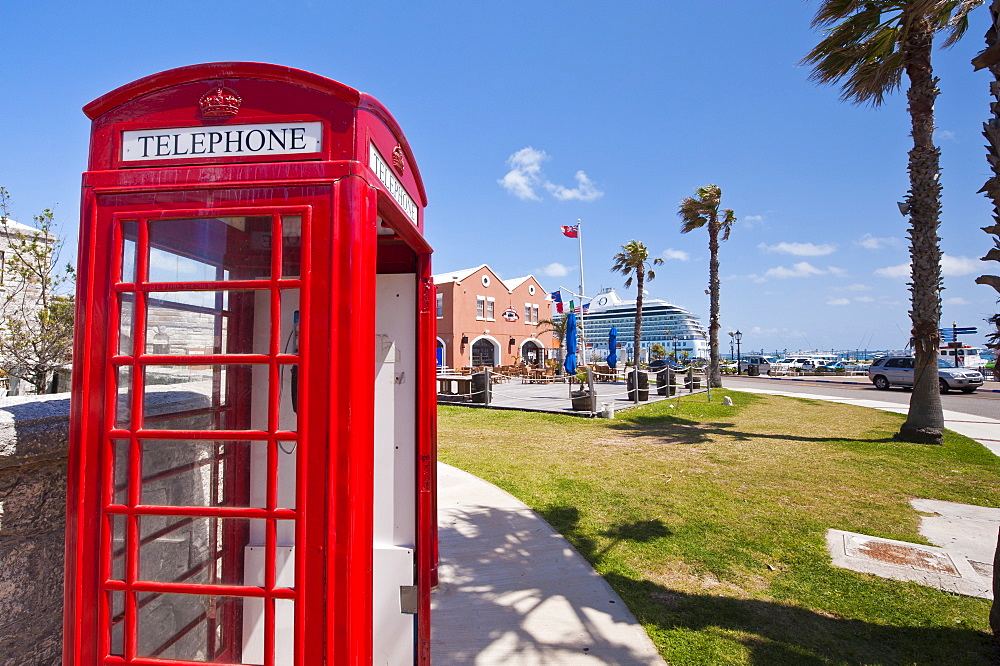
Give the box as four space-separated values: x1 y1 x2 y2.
538 316 573 369
973 2 1000 385
610 241 663 366
678 185 735 389
802 0 978 445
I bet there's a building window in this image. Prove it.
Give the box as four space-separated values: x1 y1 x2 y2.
436 292 443 319
524 304 531 323
532 305 539 324
476 297 485 320
486 297 495 321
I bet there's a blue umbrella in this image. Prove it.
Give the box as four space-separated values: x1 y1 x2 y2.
563 312 578 375
607 326 618 370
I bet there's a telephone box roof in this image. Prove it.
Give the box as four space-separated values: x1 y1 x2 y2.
83 61 426 205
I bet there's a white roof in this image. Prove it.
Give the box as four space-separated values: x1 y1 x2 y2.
502 275 534 291
0 217 55 239
432 264 488 285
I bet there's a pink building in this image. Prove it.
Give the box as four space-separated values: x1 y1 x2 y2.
434 265 557 369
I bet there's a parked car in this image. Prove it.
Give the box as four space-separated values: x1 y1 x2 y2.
771 357 831 373
737 355 771 375
867 356 984 393
648 359 682 372
818 361 863 373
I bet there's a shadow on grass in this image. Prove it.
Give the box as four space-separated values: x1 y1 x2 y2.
608 414 897 447
541 504 996 664
606 572 996 665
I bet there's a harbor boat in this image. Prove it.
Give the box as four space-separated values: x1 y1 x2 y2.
576 287 709 362
939 344 991 370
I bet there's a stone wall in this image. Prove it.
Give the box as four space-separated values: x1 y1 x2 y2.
0 393 71 666
0 384 216 665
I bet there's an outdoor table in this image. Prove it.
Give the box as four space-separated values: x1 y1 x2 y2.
438 374 474 398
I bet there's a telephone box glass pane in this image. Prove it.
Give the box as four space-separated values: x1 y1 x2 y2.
145 291 251 356
118 294 135 355
121 220 137 283
148 217 272 282
281 215 302 278
140 439 262 509
109 513 126 580
135 592 247 663
142 364 264 431
115 366 132 428
112 439 129 505
137 515 260 587
107 590 124 657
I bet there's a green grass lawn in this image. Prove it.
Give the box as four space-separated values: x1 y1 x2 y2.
438 390 1000 665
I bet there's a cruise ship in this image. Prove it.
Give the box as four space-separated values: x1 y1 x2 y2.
572 287 709 361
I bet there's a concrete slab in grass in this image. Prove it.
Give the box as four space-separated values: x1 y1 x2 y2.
827 529 992 599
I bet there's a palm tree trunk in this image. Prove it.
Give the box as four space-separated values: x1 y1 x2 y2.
634 270 645 365
897 15 944 444
708 218 722 388
979 0 1000 641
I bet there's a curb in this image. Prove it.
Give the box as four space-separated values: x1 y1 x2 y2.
758 375 1000 394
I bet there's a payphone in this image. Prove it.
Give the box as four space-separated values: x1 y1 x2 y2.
64 63 436 665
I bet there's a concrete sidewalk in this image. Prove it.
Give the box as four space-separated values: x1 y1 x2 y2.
432 463 665 665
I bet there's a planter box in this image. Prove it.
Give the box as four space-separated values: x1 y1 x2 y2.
571 391 596 411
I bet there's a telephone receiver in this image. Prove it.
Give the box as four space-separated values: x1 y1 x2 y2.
290 310 299 413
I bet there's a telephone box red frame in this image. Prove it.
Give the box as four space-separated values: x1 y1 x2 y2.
64 62 436 665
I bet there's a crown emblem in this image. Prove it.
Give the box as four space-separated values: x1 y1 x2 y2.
199 87 242 117
392 145 406 174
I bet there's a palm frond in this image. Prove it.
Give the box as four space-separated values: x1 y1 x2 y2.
802 0 978 106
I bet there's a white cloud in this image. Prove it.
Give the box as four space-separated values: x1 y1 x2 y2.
941 255 978 276
743 215 764 224
498 147 547 201
874 262 911 279
545 170 603 202
875 254 980 280
854 295 875 302
763 262 827 279
944 296 970 305
826 266 848 277
834 283 871 292
662 248 690 261
541 262 570 277
757 241 836 257
826 298 851 306
498 147 603 202
857 233 901 250
937 129 956 141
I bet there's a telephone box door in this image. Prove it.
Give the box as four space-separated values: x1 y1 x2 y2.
73 201 324 665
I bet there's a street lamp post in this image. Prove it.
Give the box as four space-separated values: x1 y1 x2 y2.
735 330 742 375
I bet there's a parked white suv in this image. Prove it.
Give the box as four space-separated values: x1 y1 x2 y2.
868 356 984 394
737 356 771 375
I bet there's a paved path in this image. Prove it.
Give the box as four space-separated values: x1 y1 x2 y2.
432 463 666 665
443 376 707 417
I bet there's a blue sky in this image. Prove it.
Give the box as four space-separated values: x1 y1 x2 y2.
3 1 998 354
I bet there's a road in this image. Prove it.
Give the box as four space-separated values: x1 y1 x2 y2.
723 375 1000 420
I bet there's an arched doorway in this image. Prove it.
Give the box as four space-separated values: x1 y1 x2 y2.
436 338 445 367
521 339 543 366
471 338 497 367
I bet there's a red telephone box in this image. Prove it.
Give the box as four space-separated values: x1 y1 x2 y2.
64 63 436 665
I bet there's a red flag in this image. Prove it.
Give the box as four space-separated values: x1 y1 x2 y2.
560 224 579 238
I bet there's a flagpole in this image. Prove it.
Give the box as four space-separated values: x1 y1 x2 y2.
576 219 588 365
